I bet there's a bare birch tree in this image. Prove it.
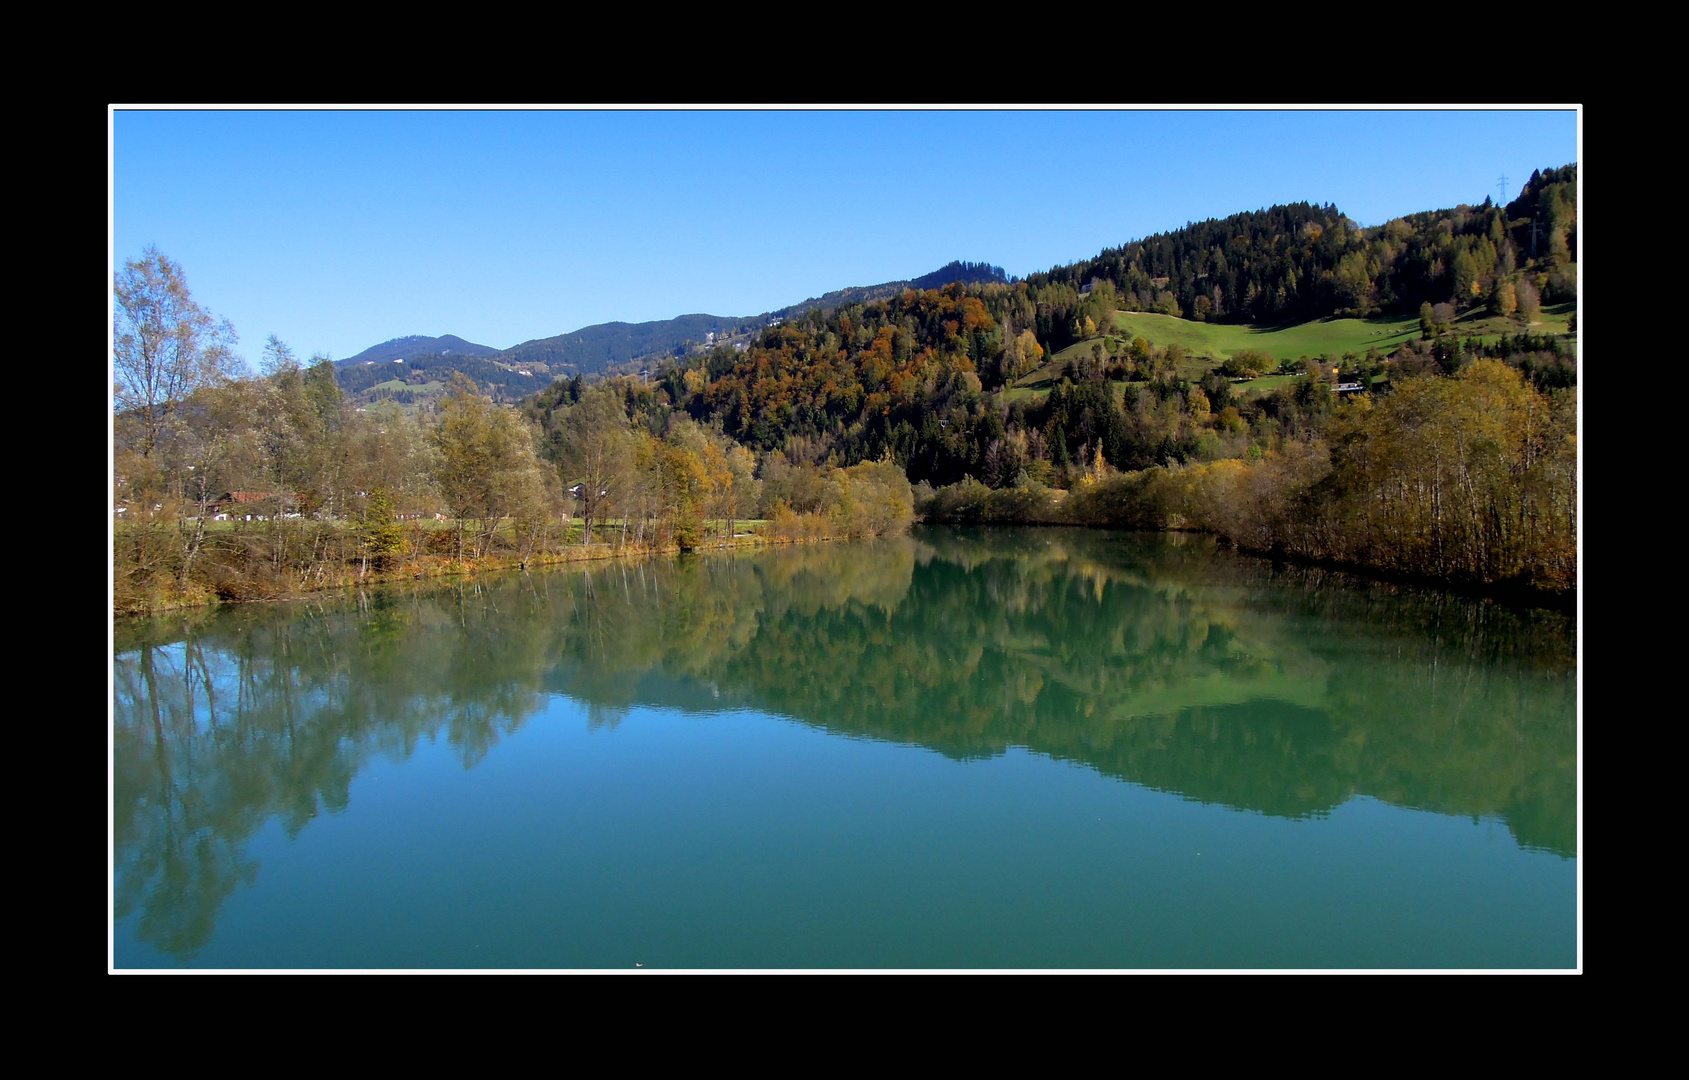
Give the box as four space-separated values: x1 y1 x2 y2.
113 247 239 461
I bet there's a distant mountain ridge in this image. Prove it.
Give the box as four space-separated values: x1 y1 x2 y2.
335 334 501 367
498 313 757 374
333 261 1011 402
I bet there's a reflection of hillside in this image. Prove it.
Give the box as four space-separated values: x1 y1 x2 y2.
114 531 1575 959
713 532 1573 857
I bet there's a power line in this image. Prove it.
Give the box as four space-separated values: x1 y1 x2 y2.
1498 175 1509 205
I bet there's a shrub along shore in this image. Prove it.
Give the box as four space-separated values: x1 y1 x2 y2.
113 519 769 616
918 364 1575 610
114 456 919 618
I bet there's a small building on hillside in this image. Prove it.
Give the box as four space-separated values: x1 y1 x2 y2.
210 491 299 520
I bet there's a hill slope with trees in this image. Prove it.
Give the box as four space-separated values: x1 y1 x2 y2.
116 167 1578 612
331 263 1016 404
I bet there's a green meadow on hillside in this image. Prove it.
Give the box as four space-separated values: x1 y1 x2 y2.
1008 304 1575 396
1113 311 1420 360
368 378 445 394
1112 305 1572 360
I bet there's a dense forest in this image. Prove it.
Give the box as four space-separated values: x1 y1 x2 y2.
114 165 1577 612
1029 165 1575 333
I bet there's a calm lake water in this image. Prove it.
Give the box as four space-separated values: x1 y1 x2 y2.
112 528 1577 969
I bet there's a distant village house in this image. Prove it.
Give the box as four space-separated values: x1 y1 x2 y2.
209 491 300 520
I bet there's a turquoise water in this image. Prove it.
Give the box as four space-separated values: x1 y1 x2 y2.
112 528 1577 968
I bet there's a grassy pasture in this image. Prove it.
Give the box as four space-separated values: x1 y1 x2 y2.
1008 303 1576 398
1112 311 1421 360
1113 304 1573 361
1229 373 1295 395
368 378 444 394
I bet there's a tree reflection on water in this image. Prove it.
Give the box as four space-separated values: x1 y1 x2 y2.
114 529 1576 959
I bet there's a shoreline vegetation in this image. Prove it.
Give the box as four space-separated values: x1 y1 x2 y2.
914 360 1574 611
112 453 919 617
113 347 1573 617
113 518 850 616
115 475 1571 619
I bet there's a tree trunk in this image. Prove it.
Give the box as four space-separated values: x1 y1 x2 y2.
178 509 206 587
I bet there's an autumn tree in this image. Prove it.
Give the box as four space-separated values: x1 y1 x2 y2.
1515 279 1542 324
1004 329 1045 383
553 383 631 545
430 374 550 560
345 403 441 519
245 337 355 517
114 247 239 464
674 421 758 546
1490 278 1518 318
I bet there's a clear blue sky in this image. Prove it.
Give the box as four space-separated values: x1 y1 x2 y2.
112 108 1578 365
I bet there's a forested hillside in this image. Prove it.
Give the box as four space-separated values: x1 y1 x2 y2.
497 314 758 376
116 166 1578 613
1026 165 1575 347
337 334 501 365
519 164 1576 594
771 260 1011 321
335 350 555 403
